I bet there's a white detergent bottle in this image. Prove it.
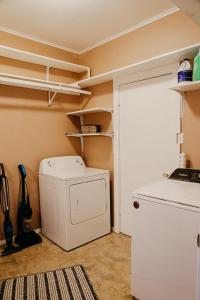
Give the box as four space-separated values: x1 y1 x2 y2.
179 152 186 168
178 59 192 82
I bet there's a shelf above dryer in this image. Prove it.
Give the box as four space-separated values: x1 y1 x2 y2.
66 107 113 116
65 107 114 152
65 132 113 138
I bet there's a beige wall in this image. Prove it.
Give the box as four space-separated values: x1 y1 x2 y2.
182 91 200 168
1 10 200 239
0 32 81 240
80 82 114 222
79 11 200 76
78 10 200 226
0 32 78 63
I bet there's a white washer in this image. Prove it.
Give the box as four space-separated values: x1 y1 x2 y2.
131 168 200 300
39 156 110 251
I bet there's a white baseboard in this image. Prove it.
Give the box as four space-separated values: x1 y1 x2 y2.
0 228 41 246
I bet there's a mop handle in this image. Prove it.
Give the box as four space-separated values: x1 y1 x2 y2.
0 163 10 213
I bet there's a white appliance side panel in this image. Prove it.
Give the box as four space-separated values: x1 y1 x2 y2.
39 176 69 249
119 73 181 235
70 179 107 224
131 197 200 300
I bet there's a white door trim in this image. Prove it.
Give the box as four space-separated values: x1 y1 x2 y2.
113 63 180 233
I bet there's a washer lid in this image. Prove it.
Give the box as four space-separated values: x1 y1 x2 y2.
40 167 109 180
132 179 200 208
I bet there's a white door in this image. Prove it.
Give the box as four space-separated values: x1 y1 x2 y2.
119 72 180 235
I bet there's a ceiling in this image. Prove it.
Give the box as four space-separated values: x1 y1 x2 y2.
0 0 177 54
172 0 200 26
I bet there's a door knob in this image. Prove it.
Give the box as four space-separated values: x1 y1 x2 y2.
133 201 140 209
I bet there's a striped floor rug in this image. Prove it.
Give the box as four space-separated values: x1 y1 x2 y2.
0 265 98 300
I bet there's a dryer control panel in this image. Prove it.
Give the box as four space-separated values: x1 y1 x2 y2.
39 156 85 174
169 168 200 183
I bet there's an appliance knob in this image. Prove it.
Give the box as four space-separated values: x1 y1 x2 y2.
133 201 140 209
48 161 53 167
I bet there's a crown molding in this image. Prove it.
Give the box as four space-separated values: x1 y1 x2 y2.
0 7 179 56
79 7 179 54
0 26 80 54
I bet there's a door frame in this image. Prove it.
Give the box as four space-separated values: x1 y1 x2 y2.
113 63 181 233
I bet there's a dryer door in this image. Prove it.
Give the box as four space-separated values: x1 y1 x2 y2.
70 179 107 224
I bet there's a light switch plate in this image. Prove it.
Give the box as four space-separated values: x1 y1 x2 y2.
177 133 184 144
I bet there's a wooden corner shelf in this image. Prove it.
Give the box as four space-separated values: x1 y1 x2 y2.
171 80 200 93
65 107 114 152
66 107 113 116
65 132 113 138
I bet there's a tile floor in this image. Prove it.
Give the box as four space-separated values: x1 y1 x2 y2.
0 232 131 300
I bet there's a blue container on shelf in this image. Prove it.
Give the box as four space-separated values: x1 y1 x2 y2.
178 59 193 83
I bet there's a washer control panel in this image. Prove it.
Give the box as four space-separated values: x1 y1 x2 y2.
169 168 200 183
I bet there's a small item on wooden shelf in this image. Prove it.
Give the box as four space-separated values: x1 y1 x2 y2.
65 132 79 136
178 59 192 83
193 48 200 81
81 125 100 134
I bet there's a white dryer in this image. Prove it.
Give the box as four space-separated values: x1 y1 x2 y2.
39 156 110 251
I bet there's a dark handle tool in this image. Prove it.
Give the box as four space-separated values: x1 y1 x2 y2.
18 164 26 178
0 163 5 177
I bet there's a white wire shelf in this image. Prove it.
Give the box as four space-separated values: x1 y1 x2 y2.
0 73 91 102
77 43 200 88
65 107 113 151
0 72 81 89
0 45 90 74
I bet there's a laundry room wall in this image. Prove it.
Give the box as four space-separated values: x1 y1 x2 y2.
0 32 82 240
80 82 114 222
78 10 200 227
182 91 200 168
79 11 200 76
1 9 200 238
